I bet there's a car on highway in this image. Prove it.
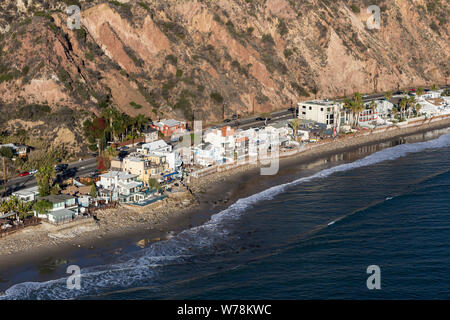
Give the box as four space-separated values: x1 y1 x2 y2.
55 164 68 172
19 172 30 177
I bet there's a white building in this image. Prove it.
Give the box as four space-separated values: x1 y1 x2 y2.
204 126 236 162
12 186 39 202
97 171 143 203
359 100 394 127
297 100 347 129
193 142 223 166
138 140 172 154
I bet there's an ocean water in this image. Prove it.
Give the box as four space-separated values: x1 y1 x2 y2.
2 132 450 299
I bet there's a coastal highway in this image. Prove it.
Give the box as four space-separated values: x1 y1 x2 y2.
3 158 98 195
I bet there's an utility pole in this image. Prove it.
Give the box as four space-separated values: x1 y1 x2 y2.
2 157 7 198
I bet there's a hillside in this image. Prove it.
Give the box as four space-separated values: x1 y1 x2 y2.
0 0 448 153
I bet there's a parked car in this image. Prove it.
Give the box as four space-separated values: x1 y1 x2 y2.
29 169 38 175
19 172 30 177
224 119 231 123
231 114 238 120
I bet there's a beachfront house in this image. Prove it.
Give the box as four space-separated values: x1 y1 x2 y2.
96 171 143 203
36 194 78 223
358 100 394 127
297 100 347 130
204 126 236 163
193 142 224 166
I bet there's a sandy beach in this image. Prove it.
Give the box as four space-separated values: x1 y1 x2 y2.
0 117 449 273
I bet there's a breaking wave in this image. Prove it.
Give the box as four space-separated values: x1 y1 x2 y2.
2 133 450 299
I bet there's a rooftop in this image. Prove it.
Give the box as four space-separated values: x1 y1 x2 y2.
39 194 76 203
298 99 339 106
99 171 138 180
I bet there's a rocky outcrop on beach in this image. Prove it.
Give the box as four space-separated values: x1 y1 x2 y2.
0 0 448 150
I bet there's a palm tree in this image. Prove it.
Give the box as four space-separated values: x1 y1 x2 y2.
415 103 422 116
350 92 364 127
399 98 407 119
290 119 301 140
343 98 354 126
407 96 416 118
134 114 148 135
260 112 272 126
385 90 392 101
36 165 56 197
431 84 439 91
416 87 424 98
392 106 399 119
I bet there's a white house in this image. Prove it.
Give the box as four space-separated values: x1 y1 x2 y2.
12 186 39 202
204 126 236 161
153 150 182 171
138 140 172 155
358 100 393 127
297 100 347 129
97 171 143 203
193 142 223 166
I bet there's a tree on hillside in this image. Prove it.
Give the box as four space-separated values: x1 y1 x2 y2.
0 147 13 159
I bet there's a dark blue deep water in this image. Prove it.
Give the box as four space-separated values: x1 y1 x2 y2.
2 133 450 299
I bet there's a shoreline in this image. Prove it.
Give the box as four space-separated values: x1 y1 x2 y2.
0 117 450 274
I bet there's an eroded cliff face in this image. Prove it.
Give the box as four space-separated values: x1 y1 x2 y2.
0 0 448 144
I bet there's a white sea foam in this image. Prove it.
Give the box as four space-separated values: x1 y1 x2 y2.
2 134 450 300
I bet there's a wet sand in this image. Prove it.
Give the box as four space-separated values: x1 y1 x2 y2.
0 118 449 289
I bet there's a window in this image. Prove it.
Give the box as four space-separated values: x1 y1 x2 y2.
309 107 312 110
302 112 306 115
321 108 324 111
